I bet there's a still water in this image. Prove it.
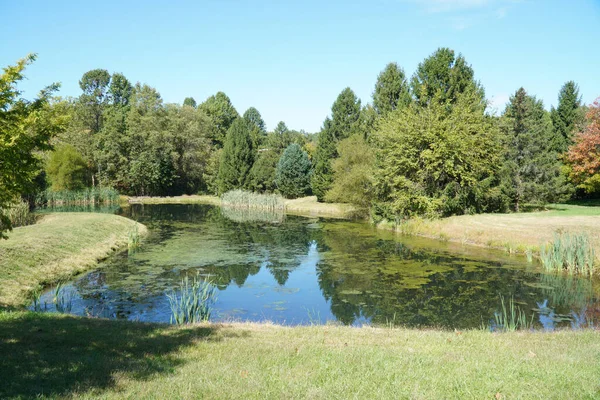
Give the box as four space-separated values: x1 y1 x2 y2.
37 204 599 329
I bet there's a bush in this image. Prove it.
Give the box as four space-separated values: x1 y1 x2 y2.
46 144 89 191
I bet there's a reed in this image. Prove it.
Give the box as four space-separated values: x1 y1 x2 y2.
539 232 597 276
37 187 120 207
166 275 217 325
492 295 533 332
220 206 285 224
3 200 35 228
221 190 285 211
128 223 141 253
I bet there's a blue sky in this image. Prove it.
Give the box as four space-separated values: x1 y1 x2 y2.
2 0 599 132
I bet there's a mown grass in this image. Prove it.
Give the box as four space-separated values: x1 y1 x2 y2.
0 311 599 399
0 213 147 308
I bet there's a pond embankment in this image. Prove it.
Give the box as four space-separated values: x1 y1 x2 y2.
0 213 147 308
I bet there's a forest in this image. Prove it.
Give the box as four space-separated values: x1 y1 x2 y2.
2 47 599 233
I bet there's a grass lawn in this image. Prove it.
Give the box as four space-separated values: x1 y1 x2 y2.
0 213 147 308
1 311 599 399
383 202 600 258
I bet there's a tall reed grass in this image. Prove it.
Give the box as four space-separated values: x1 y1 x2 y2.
539 232 597 276
221 190 285 211
221 206 285 224
128 223 141 253
37 187 120 207
4 200 35 228
491 295 533 332
166 275 217 325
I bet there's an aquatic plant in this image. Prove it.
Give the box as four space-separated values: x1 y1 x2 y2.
30 287 43 312
539 232 596 276
492 295 533 332
221 190 285 211
52 282 73 313
128 223 141 253
36 187 120 207
220 206 285 224
166 275 217 325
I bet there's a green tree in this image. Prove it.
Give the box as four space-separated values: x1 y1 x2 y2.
243 107 267 148
373 62 411 115
78 69 111 133
275 143 312 198
199 92 239 147
218 119 254 193
46 144 89 190
500 88 572 211
0 54 63 237
374 88 502 219
550 81 584 153
183 97 197 108
325 135 375 210
109 73 132 107
249 149 279 192
311 88 362 201
411 48 484 107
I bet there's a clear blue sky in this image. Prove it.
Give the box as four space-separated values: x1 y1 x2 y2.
2 0 599 132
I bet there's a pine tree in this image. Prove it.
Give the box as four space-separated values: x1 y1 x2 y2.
183 97 197 108
501 88 572 211
275 143 312 198
217 118 254 193
373 62 411 115
311 119 336 201
550 81 583 153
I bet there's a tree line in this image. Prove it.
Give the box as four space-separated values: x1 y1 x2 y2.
1 48 599 236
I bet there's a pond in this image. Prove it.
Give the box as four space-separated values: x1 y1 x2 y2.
36 204 599 329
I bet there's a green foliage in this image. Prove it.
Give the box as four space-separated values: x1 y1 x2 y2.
275 143 312 198
221 189 285 210
373 62 411 115
0 54 63 238
312 88 362 202
325 135 375 210
243 107 266 147
410 47 484 107
4 200 34 228
37 187 119 206
539 232 596 276
109 73 133 107
500 88 573 211
166 275 217 324
373 88 502 219
217 119 255 193
46 144 89 190
78 69 111 133
199 91 239 147
183 97 197 108
249 150 279 192
550 81 583 152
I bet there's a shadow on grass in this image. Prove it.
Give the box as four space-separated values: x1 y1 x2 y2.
0 312 246 399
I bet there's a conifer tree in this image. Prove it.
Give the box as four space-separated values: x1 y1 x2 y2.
217 118 254 193
373 62 411 115
550 81 583 152
275 143 312 198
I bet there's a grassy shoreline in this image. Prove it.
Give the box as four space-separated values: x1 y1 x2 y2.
0 213 147 308
127 195 356 219
1 311 599 399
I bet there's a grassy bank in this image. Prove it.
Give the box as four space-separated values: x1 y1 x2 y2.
127 195 356 219
0 213 147 308
0 311 599 399
382 203 600 259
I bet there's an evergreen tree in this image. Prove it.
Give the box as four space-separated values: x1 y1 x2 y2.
311 88 362 201
500 88 572 211
199 91 239 147
275 143 312 198
218 118 255 193
183 97 197 108
373 62 411 115
243 107 267 148
109 73 133 107
550 81 583 153
411 47 484 107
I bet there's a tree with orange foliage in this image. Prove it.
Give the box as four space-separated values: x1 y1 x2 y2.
567 99 600 193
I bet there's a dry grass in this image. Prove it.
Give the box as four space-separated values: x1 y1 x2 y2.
0 213 147 308
383 204 600 258
127 194 356 219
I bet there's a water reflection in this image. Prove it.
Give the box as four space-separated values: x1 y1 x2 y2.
34 204 600 329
